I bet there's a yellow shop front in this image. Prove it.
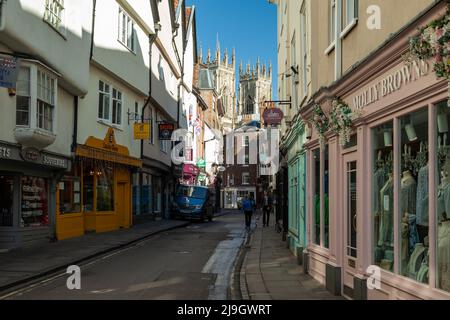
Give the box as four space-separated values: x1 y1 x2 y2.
56 128 142 240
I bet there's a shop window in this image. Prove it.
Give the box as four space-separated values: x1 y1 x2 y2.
399 108 429 281
372 122 394 272
59 167 81 214
313 148 321 245
436 101 450 293
96 163 114 212
21 177 48 227
83 164 94 212
324 146 330 249
0 175 14 227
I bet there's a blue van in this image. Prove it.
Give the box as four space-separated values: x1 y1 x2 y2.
172 185 214 222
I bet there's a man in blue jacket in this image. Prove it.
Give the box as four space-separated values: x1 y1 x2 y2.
241 193 255 232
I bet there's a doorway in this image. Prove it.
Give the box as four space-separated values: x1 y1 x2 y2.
117 181 130 229
342 152 358 297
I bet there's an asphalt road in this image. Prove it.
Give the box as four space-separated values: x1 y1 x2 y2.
1 212 247 300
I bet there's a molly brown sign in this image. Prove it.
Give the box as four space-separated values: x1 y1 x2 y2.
352 60 430 110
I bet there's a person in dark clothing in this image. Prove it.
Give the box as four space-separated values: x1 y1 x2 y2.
262 191 273 227
241 193 256 232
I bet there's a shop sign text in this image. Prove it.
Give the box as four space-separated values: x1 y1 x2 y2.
353 60 430 110
0 147 11 159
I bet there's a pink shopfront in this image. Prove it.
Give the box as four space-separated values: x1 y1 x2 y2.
301 3 450 300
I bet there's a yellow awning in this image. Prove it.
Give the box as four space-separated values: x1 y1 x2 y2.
76 145 142 168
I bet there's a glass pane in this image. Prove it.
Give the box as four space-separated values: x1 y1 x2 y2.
0 175 14 227
59 166 81 214
16 96 30 126
21 177 48 227
400 107 428 282
347 161 357 258
436 101 450 292
372 121 394 272
324 145 330 248
96 163 114 212
313 149 321 245
83 164 94 212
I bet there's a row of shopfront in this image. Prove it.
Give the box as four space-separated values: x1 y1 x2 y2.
281 3 450 300
0 127 184 249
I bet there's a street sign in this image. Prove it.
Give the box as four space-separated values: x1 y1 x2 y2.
263 108 284 125
0 55 20 89
159 123 175 140
134 123 150 140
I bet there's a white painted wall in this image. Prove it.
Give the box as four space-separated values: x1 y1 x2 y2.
0 0 92 95
92 0 154 96
77 65 143 159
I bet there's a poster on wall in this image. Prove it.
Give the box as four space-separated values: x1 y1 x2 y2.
0 54 20 89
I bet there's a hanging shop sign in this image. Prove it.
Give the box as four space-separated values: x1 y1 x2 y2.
159 123 175 140
0 54 20 89
197 158 206 168
183 164 199 177
134 123 151 140
197 173 207 182
263 108 284 125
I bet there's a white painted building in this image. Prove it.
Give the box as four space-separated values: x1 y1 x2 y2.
0 0 92 249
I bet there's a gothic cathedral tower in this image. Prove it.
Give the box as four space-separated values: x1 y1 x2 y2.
238 58 272 126
199 41 236 133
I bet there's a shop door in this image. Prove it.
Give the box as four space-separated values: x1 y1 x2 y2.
117 182 130 229
342 153 358 295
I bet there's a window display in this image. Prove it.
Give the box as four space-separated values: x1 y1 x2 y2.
313 148 321 245
0 175 14 227
436 101 450 293
59 166 81 214
21 176 48 227
372 122 394 271
83 164 94 212
96 163 114 212
400 108 428 282
324 146 329 249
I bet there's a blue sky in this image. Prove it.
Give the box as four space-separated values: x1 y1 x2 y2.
186 0 278 99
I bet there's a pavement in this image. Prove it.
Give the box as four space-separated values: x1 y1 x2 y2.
0 218 191 293
241 212 343 300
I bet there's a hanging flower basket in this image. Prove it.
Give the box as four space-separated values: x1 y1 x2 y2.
312 104 329 149
406 5 450 106
329 99 356 146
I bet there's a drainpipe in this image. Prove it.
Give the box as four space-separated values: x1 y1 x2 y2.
0 0 5 31
335 0 342 80
90 0 97 61
71 96 78 152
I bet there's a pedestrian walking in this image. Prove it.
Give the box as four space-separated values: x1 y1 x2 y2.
262 191 273 227
242 193 256 232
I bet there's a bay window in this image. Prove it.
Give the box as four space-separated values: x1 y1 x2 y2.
16 67 31 126
15 64 57 132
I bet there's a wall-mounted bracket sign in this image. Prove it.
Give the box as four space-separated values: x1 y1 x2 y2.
263 108 284 126
159 123 175 141
0 54 20 88
134 123 151 140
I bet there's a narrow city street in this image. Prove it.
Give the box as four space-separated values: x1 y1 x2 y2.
1 213 246 300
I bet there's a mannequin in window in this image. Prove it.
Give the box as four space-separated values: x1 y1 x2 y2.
437 164 450 223
438 213 450 292
374 151 386 246
416 142 429 236
379 173 394 247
